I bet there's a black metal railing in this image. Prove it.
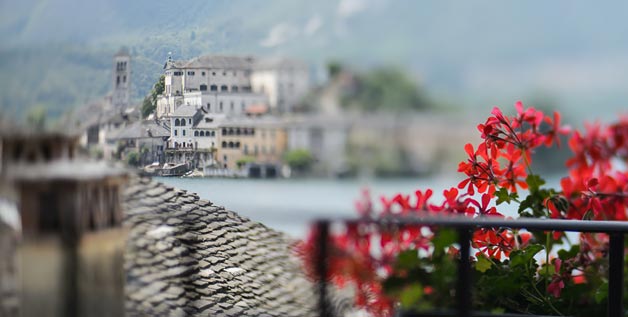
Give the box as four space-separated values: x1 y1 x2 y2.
314 215 628 317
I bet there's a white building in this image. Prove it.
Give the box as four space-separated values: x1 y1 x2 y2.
156 55 309 118
250 57 310 113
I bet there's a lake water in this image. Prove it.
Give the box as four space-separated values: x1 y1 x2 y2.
155 176 465 238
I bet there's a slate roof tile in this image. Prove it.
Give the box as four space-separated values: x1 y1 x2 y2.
122 176 352 316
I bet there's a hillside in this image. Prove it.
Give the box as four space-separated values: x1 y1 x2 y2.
2 0 628 120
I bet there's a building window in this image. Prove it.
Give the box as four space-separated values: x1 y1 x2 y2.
189 119 191 124
232 85 238 92
222 128 227 135
199 131 204 137
175 118 180 126
223 71 227 76
210 85 218 92
228 141 234 148
207 103 211 110
212 71 216 76
194 131 199 136
200 84 207 91
123 75 126 83
183 130 186 136
187 71 195 76
174 130 178 136
174 71 183 76
230 102 234 111
181 120 186 127
202 71 206 76
221 85 228 92
222 141 227 148
220 102 223 111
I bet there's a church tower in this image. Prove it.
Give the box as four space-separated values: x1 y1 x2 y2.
112 48 131 109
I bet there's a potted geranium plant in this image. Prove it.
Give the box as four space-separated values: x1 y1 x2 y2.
300 102 628 316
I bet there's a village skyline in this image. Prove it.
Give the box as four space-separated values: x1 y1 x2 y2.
2 0 628 122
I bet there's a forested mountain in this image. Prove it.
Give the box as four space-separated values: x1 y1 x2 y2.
2 0 628 119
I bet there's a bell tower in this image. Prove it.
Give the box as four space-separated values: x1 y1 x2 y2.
112 47 131 110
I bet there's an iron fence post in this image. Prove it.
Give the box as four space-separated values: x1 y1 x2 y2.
317 220 332 317
457 228 472 317
608 233 624 317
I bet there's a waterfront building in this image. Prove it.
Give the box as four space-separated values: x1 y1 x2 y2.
107 119 170 165
216 117 287 171
156 54 309 118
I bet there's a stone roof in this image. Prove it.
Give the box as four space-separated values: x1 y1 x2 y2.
253 57 308 71
193 114 227 129
123 177 351 316
172 104 201 117
0 173 354 316
109 120 170 140
168 55 255 70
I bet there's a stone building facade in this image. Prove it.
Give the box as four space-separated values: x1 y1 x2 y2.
156 55 309 118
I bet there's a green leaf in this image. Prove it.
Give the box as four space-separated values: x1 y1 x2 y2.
382 276 408 295
495 188 512 205
432 228 457 256
475 254 493 273
557 245 579 260
396 250 420 270
510 244 543 268
526 174 546 193
400 283 423 308
595 281 608 303
518 195 535 215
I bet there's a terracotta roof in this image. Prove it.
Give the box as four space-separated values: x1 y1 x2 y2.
245 104 269 115
123 177 352 316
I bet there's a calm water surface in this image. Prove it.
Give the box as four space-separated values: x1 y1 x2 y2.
155 175 561 238
154 176 459 237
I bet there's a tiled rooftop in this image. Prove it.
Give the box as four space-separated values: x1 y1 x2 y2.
123 177 350 316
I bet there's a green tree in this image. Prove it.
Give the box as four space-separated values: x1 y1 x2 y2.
26 106 47 130
342 67 431 112
284 149 315 173
126 151 140 167
327 61 343 78
236 156 256 168
141 75 165 118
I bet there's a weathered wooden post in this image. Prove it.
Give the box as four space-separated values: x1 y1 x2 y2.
1 132 128 317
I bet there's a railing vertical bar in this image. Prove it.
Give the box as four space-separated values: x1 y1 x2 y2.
317 220 332 317
457 228 472 317
608 233 624 317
